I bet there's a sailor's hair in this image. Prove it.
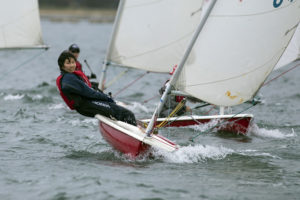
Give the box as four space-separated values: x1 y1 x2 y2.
57 50 76 70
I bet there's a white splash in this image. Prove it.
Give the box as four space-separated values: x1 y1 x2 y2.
250 124 296 139
4 94 24 100
123 101 149 113
238 149 281 159
48 103 65 110
69 118 98 126
69 119 81 126
30 94 43 100
153 144 234 163
191 119 219 132
82 118 98 125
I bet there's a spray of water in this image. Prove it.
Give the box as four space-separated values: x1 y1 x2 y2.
250 124 296 139
152 144 234 163
4 94 24 100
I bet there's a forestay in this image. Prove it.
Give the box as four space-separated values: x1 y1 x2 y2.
106 0 204 73
0 0 45 49
176 0 300 106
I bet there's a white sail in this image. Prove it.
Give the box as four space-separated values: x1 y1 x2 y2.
274 22 300 70
0 0 45 49
176 0 300 106
106 0 204 73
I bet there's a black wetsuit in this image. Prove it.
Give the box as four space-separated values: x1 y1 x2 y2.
60 72 136 125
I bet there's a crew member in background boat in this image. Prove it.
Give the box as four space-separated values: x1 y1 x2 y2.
159 80 191 118
56 51 137 126
68 44 100 90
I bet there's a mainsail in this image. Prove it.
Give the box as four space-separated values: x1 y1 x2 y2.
176 0 300 106
105 0 204 73
0 0 45 49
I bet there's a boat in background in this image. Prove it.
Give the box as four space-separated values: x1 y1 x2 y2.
141 114 253 135
0 0 47 49
96 0 300 156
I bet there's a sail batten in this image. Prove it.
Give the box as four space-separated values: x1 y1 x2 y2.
0 0 45 49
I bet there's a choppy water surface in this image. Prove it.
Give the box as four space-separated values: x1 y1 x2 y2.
0 20 300 200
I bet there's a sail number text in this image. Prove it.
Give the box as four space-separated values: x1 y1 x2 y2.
273 0 294 8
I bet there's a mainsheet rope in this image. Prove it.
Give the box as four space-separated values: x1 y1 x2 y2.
156 99 186 128
263 60 300 86
104 69 129 89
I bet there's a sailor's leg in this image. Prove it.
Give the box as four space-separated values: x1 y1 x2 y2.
75 100 115 118
109 103 137 126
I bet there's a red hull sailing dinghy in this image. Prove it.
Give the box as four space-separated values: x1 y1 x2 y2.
96 115 179 157
96 0 300 156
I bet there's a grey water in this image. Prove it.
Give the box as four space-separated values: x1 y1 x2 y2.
0 19 300 200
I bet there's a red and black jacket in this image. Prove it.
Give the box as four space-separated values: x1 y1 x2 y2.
56 70 113 110
75 61 83 72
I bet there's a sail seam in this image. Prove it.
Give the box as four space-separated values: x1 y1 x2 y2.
110 30 196 61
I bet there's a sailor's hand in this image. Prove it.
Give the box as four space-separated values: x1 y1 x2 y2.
107 92 115 103
90 73 97 79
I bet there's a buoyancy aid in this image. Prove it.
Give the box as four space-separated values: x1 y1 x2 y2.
175 95 184 102
75 61 83 72
56 70 92 110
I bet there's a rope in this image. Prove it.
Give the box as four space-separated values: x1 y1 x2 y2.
143 94 159 104
113 71 149 97
0 49 47 80
156 99 186 128
263 61 300 86
203 105 216 115
105 69 129 89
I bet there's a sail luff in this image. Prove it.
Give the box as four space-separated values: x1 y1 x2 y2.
99 0 127 91
145 0 217 135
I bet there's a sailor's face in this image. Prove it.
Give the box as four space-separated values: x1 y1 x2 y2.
62 57 76 73
72 52 79 59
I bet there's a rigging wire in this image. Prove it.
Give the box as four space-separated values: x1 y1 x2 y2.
104 69 129 89
0 49 47 81
142 94 160 104
113 71 149 97
263 60 300 86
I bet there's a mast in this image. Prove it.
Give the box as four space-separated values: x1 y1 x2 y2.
145 0 217 135
99 0 126 91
